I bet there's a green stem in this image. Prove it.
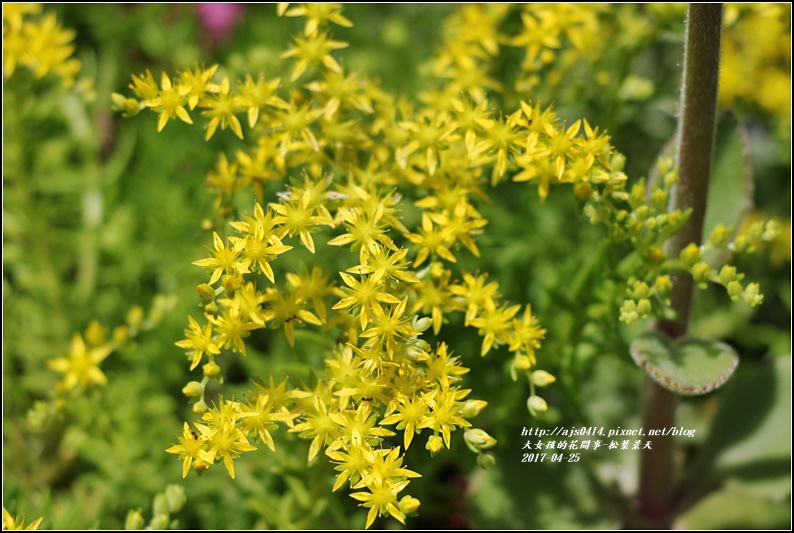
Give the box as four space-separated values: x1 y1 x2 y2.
632 4 723 529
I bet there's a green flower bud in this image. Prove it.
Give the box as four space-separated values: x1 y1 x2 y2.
574 182 592 201
667 210 684 230
164 485 187 514
710 224 732 248
727 280 743 301
477 452 497 469
197 283 217 301
527 395 548 418
763 220 780 241
619 300 639 324
651 188 667 209
153 493 169 517
743 283 763 307
636 298 652 318
426 435 444 456
628 281 650 299
464 428 497 453
513 354 532 371
680 243 700 266
413 316 433 333
124 510 144 530
656 156 674 177
748 220 765 241
149 514 169 531
203 361 221 378
112 325 131 348
731 235 750 253
85 320 107 347
127 305 145 332
654 275 672 298
663 168 679 189
611 152 627 172
192 399 208 414
222 273 242 292
647 246 666 263
530 370 556 387
399 495 421 515
460 399 488 418
182 381 204 397
630 182 646 203
719 265 738 285
691 261 711 285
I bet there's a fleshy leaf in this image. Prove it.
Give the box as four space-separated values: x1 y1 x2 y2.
630 331 739 395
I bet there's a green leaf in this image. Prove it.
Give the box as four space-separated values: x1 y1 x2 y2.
675 482 790 529
703 117 754 239
630 331 739 395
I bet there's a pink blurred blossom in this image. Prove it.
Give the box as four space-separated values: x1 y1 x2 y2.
196 3 244 43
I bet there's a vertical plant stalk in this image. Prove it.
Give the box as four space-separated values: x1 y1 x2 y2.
633 5 723 529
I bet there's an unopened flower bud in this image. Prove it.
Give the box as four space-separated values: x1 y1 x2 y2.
530 370 556 387
413 317 432 333
164 485 187 513
574 183 592 201
619 300 639 324
637 298 652 318
203 362 221 378
222 273 242 292
464 428 497 453
477 452 497 469
426 435 444 455
647 245 666 263
460 399 488 418
527 395 548 418
663 168 679 188
124 509 144 530
85 320 107 346
680 243 700 266
763 220 780 242
127 305 145 332
691 262 711 284
654 275 672 297
727 280 742 301
748 220 765 241
197 283 217 301
719 265 738 285
192 399 208 414
743 283 763 307
513 354 532 371
113 325 130 347
399 495 421 515
611 152 626 172
149 515 169 531
710 224 732 248
182 381 204 397
656 157 673 177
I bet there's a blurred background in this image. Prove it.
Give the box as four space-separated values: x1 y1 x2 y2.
3 4 790 529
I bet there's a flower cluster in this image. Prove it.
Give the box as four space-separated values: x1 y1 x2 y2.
2 507 43 531
114 3 777 528
2 4 81 88
721 4 791 128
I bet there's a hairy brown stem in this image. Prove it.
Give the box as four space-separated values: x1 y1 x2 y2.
631 4 723 529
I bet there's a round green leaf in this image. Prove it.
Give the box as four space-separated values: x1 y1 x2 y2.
630 331 739 395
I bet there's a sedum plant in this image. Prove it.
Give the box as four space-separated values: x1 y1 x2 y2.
4 3 789 530
110 3 783 529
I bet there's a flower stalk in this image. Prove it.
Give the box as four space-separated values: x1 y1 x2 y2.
633 4 723 529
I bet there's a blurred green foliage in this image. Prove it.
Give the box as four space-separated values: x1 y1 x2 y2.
3 4 790 530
